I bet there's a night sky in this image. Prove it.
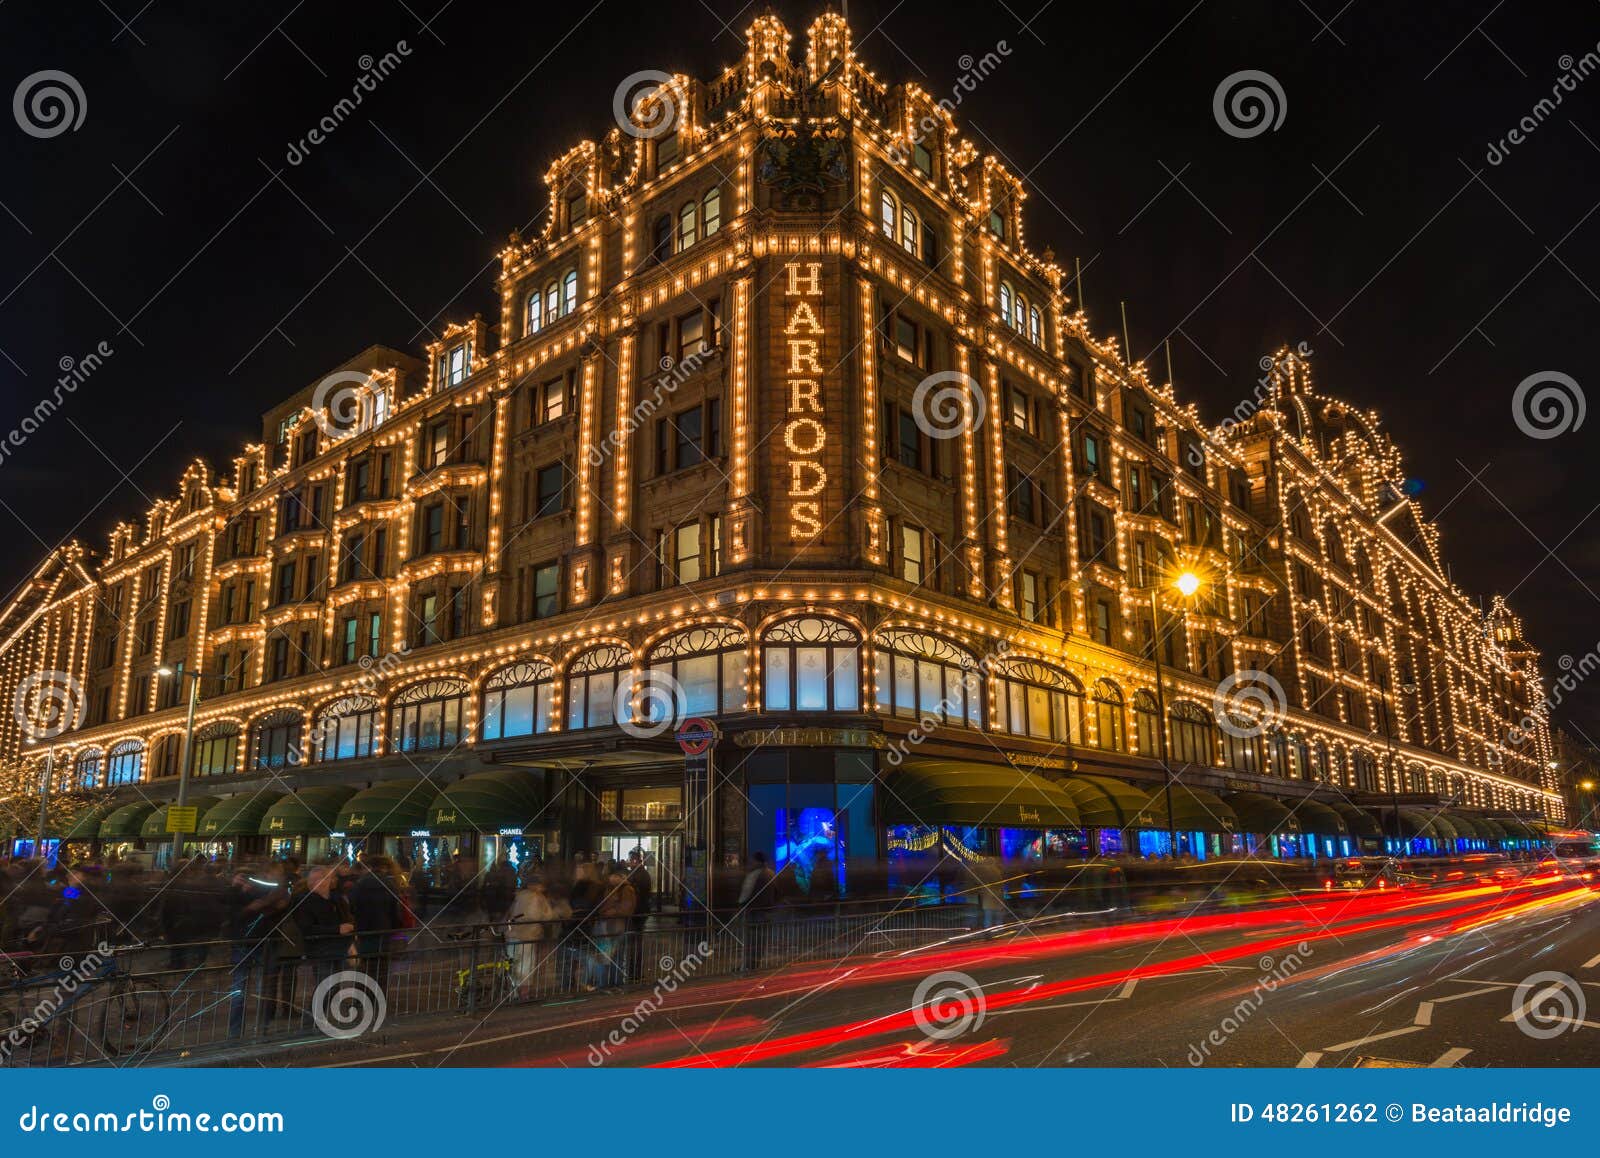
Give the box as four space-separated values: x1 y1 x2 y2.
1 1 1596 743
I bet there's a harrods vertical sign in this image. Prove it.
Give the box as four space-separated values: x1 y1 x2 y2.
781 260 829 542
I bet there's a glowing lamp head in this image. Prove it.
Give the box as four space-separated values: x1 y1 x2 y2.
1173 571 1201 598
155 666 174 678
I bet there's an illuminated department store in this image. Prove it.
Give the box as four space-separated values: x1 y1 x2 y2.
0 13 1563 899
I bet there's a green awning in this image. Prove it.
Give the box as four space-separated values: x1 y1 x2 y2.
60 795 127 841
1288 800 1349 836
1496 817 1538 840
426 771 543 833
1475 817 1509 840
140 797 220 839
1133 783 1237 833
1329 802 1384 838
1391 808 1455 840
885 761 1081 828
98 801 158 840
1446 812 1491 841
336 780 433 835
1056 775 1151 829
198 791 279 838
1227 792 1298 836
258 785 357 838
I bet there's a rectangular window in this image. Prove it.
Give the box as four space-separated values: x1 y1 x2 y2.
533 562 560 618
423 503 444 553
896 409 922 471
1092 599 1112 645
535 463 565 516
429 420 450 467
901 525 923 584
675 523 702 583
275 561 296 605
418 594 440 646
674 406 704 468
449 586 468 639
368 613 382 658
270 636 290 681
342 617 359 664
540 375 567 422
167 600 190 640
1020 571 1039 622
677 311 705 362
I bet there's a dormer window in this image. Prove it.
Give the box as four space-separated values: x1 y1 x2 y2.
440 339 471 387
912 142 933 176
525 267 579 335
656 131 679 167
988 206 1006 239
878 187 937 264
566 189 588 227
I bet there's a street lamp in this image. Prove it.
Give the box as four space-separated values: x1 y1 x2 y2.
23 736 55 862
156 665 208 868
1147 566 1204 858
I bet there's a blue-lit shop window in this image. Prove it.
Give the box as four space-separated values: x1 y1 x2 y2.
1137 830 1208 859
1097 829 1125 856
775 807 844 898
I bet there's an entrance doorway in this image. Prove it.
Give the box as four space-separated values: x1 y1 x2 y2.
597 832 681 906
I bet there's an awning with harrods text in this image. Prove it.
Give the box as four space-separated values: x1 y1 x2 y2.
425 770 543 834
883 760 1081 829
1133 783 1237 833
197 791 279 838
335 780 433 836
140 797 220 839
258 785 358 838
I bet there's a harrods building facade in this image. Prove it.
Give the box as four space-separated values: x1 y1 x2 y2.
0 13 1562 887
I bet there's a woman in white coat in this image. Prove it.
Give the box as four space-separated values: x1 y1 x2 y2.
504 877 557 999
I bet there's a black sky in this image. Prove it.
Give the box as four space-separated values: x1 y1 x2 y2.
1 0 1596 744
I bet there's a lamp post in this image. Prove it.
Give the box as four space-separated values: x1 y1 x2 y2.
1147 567 1202 858
156 665 205 868
24 737 55 862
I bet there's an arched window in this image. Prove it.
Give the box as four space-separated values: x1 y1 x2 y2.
871 629 980 727
702 187 721 236
1028 305 1042 344
652 214 672 262
647 626 747 718
192 721 240 778
992 659 1082 743
998 280 1013 325
566 644 632 730
249 708 303 770
544 280 560 322
1169 701 1215 766
1012 291 1027 333
1092 679 1125 751
1133 690 1161 755
1352 749 1378 792
390 678 469 754
762 617 860 712
1221 721 1263 775
482 660 555 740
1324 522 1346 568
315 694 379 762
525 289 543 335
900 205 919 255
75 749 103 790
561 269 578 314
880 190 897 240
677 201 697 252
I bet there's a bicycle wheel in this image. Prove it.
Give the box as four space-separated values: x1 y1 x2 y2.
101 978 169 1057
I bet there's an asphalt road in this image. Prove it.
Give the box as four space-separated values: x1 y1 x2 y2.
275 872 1600 1069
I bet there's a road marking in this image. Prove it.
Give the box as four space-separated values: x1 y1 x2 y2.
1324 1025 1427 1052
1296 1051 1322 1068
1415 1002 1433 1026
1583 950 1600 970
1429 1047 1472 1067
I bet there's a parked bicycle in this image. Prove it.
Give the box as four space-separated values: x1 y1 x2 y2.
0 941 169 1063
